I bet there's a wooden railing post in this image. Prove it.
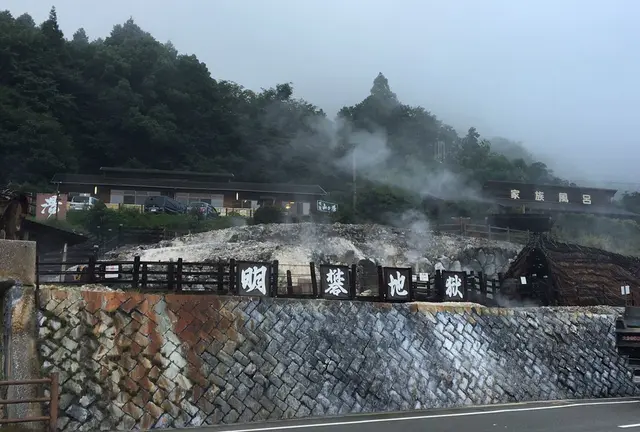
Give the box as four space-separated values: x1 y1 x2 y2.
167 261 175 291
141 263 148 289
271 260 279 297
87 256 97 284
176 258 183 292
216 261 225 293
228 259 236 294
286 270 293 296
350 264 357 300
377 266 386 302
49 373 59 432
309 262 318 298
132 256 141 289
435 270 444 301
479 271 487 302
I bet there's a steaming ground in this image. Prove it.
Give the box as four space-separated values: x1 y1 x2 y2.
106 223 522 276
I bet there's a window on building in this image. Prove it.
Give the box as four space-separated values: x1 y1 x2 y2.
122 190 161 205
175 193 223 208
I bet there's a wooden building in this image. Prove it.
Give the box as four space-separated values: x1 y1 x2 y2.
504 234 640 306
51 167 328 217
483 180 638 218
482 180 639 233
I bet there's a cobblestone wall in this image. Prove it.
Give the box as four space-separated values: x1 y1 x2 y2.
36 288 637 431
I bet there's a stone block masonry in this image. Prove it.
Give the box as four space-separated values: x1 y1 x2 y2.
36 288 638 431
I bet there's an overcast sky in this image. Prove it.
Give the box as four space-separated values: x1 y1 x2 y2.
5 0 640 188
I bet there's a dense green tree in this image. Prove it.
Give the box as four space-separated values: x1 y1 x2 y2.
0 9 576 221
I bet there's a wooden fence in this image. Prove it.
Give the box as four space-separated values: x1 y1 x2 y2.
37 257 510 306
0 374 59 431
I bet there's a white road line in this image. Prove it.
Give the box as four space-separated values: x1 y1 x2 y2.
212 400 640 432
619 424 640 429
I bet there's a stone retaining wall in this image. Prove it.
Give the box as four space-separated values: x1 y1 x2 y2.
36 287 636 431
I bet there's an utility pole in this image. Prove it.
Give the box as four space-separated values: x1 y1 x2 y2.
352 148 357 211
55 182 60 221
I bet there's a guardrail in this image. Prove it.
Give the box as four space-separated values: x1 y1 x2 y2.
0 373 59 431
436 223 532 244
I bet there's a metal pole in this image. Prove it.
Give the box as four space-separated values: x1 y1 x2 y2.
55 183 60 221
352 148 357 211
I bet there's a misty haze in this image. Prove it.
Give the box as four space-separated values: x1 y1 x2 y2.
5 0 640 189
5 2 640 431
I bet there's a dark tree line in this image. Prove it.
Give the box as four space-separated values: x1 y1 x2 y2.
0 8 601 223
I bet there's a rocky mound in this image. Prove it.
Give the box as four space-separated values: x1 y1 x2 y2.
107 223 522 277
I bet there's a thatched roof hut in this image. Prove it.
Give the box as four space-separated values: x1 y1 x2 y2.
504 234 640 306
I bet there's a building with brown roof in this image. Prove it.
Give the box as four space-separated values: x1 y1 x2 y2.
51 167 328 217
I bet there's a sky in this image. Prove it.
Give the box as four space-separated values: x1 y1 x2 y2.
4 0 640 189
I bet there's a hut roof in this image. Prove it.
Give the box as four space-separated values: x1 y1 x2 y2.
504 234 640 306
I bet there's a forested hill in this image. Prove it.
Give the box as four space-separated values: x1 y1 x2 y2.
0 7 581 218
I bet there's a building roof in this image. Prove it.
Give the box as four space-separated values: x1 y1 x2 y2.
51 173 328 196
99 167 235 179
22 218 88 254
504 234 640 306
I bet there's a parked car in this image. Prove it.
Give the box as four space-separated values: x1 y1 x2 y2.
186 202 219 218
69 195 99 211
143 196 186 215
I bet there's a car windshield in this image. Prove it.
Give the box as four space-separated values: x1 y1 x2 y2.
72 196 90 203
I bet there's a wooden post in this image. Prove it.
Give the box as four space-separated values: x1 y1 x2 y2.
286 271 293 296
271 260 279 297
49 373 59 432
59 242 67 283
167 261 175 291
229 259 236 294
309 262 318 297
216 261 225 293
141 263 148 289
479 271 487 301
132 256 141 289
377 266 385 302
350 264 357 300
87 256 97 284
176 258 183 291
469 271 476 300
408 268 414 302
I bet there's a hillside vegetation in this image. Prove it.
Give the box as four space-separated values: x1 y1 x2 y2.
2 8 640 255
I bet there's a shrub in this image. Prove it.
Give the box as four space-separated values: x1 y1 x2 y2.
252 205 283 225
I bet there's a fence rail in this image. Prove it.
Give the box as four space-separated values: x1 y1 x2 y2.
0 373 59 431
37 256 522 306
436 223 532 244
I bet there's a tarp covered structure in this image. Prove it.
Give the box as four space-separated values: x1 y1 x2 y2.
504 234 640 306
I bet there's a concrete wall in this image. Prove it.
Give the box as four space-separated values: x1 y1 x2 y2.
0 240 41 430
36 287 637 431
0 240 36 286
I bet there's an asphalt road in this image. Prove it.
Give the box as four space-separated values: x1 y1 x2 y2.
162 398 640 432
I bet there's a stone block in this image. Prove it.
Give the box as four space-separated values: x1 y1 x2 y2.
0 239 36 285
